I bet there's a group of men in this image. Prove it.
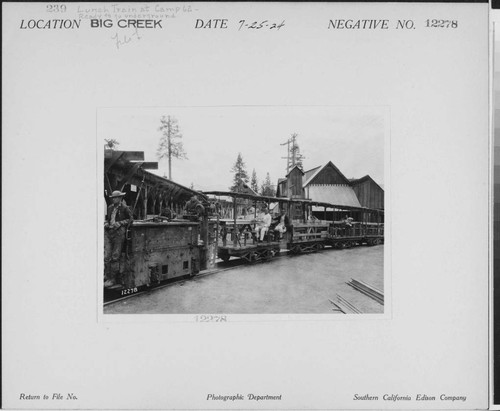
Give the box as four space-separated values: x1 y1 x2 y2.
254 207 290 242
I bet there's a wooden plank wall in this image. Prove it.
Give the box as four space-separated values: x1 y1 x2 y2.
352 179 384 210
289 168 304 198
310 164 348 185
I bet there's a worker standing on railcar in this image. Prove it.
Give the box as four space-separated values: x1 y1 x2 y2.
343 214 353 236
104 190 133 287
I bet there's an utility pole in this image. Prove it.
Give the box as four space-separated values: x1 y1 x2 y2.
281 133 305 174
280 138 291 174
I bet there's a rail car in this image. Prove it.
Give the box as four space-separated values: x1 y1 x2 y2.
104 211 218 299
203 191 384 262
104 149 221 300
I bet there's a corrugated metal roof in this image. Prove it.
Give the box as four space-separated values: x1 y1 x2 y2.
307 184 361 208
302 161 350 187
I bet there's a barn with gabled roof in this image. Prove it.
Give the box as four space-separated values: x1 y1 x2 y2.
350 175 384 210
276 160 384 221
302 161 361 208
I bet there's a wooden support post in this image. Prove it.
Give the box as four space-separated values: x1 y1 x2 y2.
143 186 148 220
105 173 114 196
233 196 237 247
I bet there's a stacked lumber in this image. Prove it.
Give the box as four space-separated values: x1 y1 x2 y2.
347 279 384 305
329 295 362 314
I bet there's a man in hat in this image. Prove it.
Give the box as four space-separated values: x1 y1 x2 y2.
186 194 204 215
272 208 290 240
104 190 133 287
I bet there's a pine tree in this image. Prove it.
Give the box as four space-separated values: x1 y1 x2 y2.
260 172 276 197
157 115 187 180
250 169 259 193
230 153 249 192
104 139 119 150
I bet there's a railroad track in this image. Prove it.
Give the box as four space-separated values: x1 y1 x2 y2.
104 253 290 307
104 245 380 307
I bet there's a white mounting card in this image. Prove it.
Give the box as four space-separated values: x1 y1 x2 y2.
2 2 489 410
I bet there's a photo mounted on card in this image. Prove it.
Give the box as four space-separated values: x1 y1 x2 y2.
99 106 389 317
3 1 490 410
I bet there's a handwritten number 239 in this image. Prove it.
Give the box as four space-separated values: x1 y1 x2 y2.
47 4 67 12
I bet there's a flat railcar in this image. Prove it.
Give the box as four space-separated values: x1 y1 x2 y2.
216 218 283 263
203 190 384 261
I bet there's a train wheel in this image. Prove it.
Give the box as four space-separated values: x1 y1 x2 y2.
220 254 230 262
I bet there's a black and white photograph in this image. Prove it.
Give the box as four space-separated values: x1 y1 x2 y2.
2 1 490 410
101 107 386 314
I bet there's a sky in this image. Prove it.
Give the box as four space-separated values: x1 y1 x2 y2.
99 106 385 191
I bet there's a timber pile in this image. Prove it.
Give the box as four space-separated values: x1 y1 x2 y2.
347 279 384 305
329 295 362 314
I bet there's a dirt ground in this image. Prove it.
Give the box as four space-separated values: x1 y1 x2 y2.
104 245 384 314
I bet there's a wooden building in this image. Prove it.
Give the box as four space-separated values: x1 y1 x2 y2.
276 165 305 199
350 175 384 210
276 160 384 221
302 161 361 208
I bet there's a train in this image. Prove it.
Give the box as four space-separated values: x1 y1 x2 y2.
105 189 384 299
205 190 384 263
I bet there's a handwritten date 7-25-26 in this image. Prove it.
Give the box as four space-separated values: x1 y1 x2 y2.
238 20 285 31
